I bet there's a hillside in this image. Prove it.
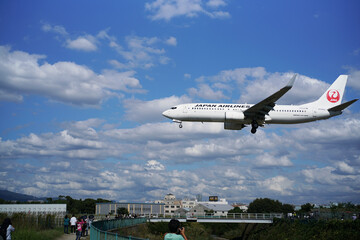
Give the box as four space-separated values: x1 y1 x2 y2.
0 189 43 202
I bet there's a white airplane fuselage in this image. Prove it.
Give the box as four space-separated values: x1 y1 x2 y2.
163 103 339 125
162 75 357 134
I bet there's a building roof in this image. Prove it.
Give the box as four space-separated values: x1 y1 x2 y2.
95 202 164 205
200 203 233 212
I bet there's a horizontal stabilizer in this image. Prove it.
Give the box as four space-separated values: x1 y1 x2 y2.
328 99 358 111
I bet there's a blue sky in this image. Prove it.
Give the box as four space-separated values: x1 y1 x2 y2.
0 0 359 204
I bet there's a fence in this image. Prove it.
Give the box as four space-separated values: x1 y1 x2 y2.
148 212 283 220
90 218 148 240
0 212 64 230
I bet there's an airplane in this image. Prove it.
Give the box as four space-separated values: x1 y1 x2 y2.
162 75 358 134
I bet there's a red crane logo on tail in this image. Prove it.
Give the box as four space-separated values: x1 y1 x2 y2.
326 89 340 103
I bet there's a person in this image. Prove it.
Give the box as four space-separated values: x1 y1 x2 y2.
0 218 15 240
63 215 70 234
75 217 82 240
81 217 86 237
70 215 77 234
164 219 188 240
84 216 89 236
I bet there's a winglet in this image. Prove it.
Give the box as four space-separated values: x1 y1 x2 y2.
286 74 297 88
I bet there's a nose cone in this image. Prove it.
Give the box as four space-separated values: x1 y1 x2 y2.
162 110 172 119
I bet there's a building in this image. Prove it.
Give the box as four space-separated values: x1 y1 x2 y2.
163 193 182 215
95 202 165 216
0 204 66 215
181 197 198 209
201 203 233 216
188 203 233 217
232 203 249 212
188 204 212 216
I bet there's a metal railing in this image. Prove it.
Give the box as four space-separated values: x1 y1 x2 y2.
148 212 283 220
90 218 148 240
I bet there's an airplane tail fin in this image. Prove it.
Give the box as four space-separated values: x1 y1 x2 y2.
305 75 348 109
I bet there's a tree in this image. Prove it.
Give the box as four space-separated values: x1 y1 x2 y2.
228 207 244 214
247 198 294 213
282 204 295 214
300 203 314 213
117 207 129 215
247 198 283 213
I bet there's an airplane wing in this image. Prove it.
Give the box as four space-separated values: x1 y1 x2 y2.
244 74 297 121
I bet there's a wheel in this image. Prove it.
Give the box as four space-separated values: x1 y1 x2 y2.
179 123 183 128
251 120 258 129
251 128 257 134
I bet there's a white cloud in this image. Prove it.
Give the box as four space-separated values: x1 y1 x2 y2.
301 167 356 186
1 112 360 202
42 23 98 51
207 0 227 8
255 153 293 167
42 24 174 70
41 23 68 36
334 161 356 175
123 95 191 122
1 66 359 203
145 0 230 21
259 176 294 196
165 36 177 46
189 67 335 104
66 36 98 51
110 35 173 69
188 83 227 100
145 160 165 171
0 46 143 106
347 68 360 91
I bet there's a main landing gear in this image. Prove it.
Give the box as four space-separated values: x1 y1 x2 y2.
179 122 183 128
251 120 258 134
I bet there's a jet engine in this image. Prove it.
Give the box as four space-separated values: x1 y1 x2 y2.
224 122 245 130
225 111 245 122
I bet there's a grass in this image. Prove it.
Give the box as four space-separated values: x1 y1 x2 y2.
11 227 63 240
0 213 64 240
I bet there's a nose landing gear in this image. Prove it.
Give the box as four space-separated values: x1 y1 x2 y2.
173 119 183 128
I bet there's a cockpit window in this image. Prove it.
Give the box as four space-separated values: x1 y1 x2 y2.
171 107 177 109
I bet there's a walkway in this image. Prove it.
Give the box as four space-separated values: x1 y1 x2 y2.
56 233 90 240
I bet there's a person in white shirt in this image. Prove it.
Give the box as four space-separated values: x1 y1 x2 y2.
70 215 77 234
1 218 15 240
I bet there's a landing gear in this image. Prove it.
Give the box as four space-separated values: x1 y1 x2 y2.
173 120 183 128
251 120 258 134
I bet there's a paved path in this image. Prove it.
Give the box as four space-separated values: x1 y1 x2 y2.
56 233 90 240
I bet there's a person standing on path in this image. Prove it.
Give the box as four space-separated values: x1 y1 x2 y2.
63 215 70 234
70 215 77 234
75 217 82 240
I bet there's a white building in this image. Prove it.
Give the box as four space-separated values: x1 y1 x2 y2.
163 193 181 215
181 198 198 209
232 203 249 212
188 203 233 217
0 204 66 215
